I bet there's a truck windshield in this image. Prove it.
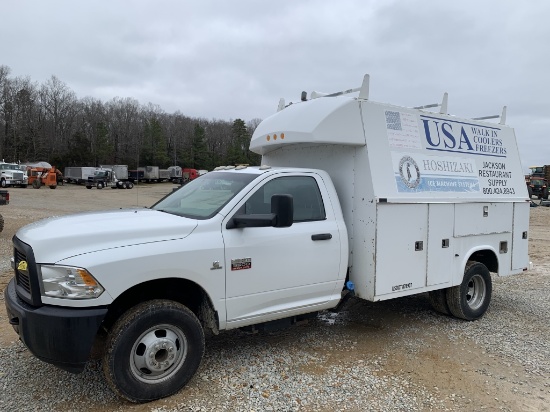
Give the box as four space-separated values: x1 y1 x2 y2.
0 164 20 170
151 172 257 219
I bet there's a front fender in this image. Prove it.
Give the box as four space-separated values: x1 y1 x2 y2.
50 232 226 324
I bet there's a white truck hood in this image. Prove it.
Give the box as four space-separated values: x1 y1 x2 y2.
16 209 198 263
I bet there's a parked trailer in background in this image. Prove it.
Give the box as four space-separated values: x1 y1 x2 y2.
168 166 182 182
138 166 160 182
64 167 97 184
99 165 131 182
128 169 145 182
159 169 170 182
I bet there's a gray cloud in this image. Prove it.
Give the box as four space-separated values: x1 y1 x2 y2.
1 0 548 169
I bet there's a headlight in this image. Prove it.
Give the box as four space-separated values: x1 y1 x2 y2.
39 265 104 299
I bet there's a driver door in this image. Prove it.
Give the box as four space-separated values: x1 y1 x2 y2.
222 173 343 327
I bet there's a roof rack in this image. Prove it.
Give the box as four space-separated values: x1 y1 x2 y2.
472 106 507 125
307 74 370 101
413 92 449 114
276 75 508 125
277 74 370 111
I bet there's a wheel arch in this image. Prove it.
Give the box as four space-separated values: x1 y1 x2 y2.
465 247 499 273
101 278 219 334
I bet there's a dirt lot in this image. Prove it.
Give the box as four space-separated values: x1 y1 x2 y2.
0 185 549 411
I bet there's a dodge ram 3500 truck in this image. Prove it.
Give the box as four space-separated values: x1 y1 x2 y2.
4 74 530 403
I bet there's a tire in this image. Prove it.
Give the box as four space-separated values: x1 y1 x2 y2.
528 186 533 198
97 182 104 189
49 185 56 189
543 188 549 200
0 179 6 188
428 289 451 315
0 214 4 233
446 261 492 320
103 300 205 403
122 182 128 189
128 182 134 189
32 180 41 189
86 185 92 189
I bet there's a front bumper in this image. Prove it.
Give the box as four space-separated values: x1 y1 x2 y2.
4 278 108 373
5 179 24 185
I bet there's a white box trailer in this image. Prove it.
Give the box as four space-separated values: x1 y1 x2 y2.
168 165 182 181
138 166 160 182
63 167 97 184
251 74 529 304
99 165 129 181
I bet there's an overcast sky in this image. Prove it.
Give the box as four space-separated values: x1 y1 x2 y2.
1 0 548 170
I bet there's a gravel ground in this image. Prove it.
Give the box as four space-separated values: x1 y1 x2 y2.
0 185 549 412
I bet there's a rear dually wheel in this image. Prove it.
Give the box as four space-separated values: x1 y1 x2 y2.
446 261 492 320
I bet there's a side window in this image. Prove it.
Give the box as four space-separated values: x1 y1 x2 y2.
244 176 326 222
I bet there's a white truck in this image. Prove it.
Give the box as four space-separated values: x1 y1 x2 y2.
0 162 28 188
4 75 529 403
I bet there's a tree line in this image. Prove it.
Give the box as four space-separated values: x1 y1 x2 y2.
0 65 261 172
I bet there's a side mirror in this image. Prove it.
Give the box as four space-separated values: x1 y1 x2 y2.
271 194 293 228
227 194 294 229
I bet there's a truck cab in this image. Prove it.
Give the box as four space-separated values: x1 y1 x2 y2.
0 162 28 188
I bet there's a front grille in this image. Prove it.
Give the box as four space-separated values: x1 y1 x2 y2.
14 248 31 294
12 171 24 180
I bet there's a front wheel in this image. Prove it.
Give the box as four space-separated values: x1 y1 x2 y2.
32 180 41 189
0 179 6 188
97 182 104 189
446 261 492 320
103 300 205 403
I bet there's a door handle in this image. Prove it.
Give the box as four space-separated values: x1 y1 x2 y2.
311 233 332 241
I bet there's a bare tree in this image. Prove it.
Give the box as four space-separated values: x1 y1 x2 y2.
39 76 79 158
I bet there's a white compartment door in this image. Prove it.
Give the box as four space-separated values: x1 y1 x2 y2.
375 204 428 296
427 204 454 286
511 202 529 272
